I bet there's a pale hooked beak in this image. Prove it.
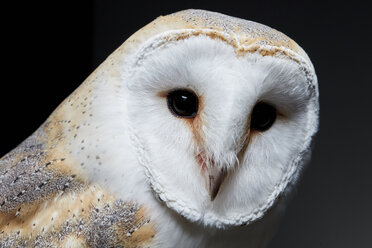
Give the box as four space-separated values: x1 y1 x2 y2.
209 167 227 201
197 153 228 201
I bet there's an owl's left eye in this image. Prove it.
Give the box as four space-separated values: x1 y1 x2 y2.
250 102 277 131
167 89 198 118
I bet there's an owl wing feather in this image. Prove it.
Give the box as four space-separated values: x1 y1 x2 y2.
0 127 155 247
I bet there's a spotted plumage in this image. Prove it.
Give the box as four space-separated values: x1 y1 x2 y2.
0 9 318 248
0 125 154 247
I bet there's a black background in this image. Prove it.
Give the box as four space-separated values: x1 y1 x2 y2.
1 1 371 247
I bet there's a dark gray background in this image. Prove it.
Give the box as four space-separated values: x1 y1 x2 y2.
1 1 371 247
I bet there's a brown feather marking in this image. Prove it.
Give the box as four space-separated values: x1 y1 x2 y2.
0 185 155 247
60 234 88 248
184 94 204 146
115 207 155 248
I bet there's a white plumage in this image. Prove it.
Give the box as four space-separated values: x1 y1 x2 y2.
0 9 318 248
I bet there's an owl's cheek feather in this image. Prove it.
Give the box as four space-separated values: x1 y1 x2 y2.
184 95 205 146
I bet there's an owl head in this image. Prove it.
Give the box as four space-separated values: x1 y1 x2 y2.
70 9 318 230
110 10 319 229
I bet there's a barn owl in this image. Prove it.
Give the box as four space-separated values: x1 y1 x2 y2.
0 9 318 248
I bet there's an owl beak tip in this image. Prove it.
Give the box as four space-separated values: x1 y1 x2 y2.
209 168 227 201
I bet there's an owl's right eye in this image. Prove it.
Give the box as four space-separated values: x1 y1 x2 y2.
167 89 199 118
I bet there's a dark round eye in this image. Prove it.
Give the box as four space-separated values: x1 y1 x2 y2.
251 102 277 131
167 89 198 118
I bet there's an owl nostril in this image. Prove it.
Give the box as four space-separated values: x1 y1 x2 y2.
196 153 207 171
